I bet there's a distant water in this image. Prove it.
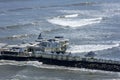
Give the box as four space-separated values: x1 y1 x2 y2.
0 0 120 80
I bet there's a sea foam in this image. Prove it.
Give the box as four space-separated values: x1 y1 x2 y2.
0 60 42 67
58 14 79 18
47 16 102 28
0 43 7 48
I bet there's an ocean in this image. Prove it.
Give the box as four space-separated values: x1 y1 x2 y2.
0 0 120 80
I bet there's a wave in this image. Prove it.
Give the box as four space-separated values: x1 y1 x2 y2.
65 2 96 7
0 27 6 30
5 23 31 29
58 14 79 18
1 2 96 13
47 17 102 28
11 74 56 80
8 7 33 12
0 28 64 40
0 60 117 74
67 43 119 53
0 43 7 48
59 7 120 19
7 34 35 39
0 34 36 40
0 21 40 30
0 60 42 67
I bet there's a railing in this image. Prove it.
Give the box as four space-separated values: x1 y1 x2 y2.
36 53 120 65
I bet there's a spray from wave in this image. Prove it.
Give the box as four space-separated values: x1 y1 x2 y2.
47 16 102 28
67 43 119 53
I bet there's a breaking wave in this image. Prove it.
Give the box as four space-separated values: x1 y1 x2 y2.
67 43 119 53
0 60 42 67
47 17 102 28
58 14 79 18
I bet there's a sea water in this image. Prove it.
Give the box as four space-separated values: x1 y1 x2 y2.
0 0 120 80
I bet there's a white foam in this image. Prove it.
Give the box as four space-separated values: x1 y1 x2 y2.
47 17 102 28
0 60 42 67
67 43 119 53
58 14 79 18
0 43 7 48
25 61 43 67
12 34 28 38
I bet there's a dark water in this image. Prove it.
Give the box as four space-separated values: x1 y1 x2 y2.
0 0 120 80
